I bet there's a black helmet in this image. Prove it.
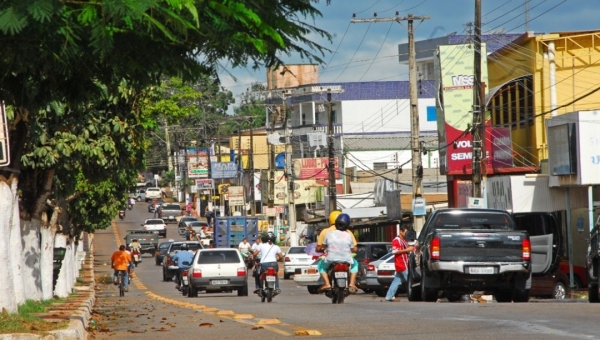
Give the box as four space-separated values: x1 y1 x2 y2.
335 213 351 231
261 235 274 243
180 243 189 250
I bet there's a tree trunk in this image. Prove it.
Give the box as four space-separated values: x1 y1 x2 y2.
21 219 43 301
53 234 69 298
40 226 57 300
0 178 17 312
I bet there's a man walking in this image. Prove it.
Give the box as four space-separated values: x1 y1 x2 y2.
385 224 414 302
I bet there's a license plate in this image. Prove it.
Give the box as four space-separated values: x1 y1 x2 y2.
153 231 159 234
211 280 228 285
467 266 495 274
266 276 276 282
298 258 308 261
334 272 347 278
307 268 317 274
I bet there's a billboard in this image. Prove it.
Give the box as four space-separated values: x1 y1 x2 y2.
293 157 340 180
259 170 323 205
436 44 491 174
195 179 214 190
181 148 209 178
211 162 238 179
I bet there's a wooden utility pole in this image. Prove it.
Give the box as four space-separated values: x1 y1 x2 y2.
352 12 429 232
326 90 337 214
282 93 298 247
471 0 484 198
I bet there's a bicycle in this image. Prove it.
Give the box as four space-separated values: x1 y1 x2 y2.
116 270 127 297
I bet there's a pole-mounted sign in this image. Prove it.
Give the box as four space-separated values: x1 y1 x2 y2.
0 103 9 166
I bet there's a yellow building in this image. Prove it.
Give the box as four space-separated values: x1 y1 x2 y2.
229 132 285 170
487 30 600 168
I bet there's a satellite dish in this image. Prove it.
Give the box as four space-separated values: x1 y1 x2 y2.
275 153 286 169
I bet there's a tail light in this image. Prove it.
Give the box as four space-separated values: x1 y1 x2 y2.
430 237 440 260
166 258 171 266
192 269 202 278
285 256 290 262
182 271 188 277
311 255 320 261
363 258 371 264
267 267 276 276
333 263 349 271
237 267 246 276
522 238 531 261
367 264 375 272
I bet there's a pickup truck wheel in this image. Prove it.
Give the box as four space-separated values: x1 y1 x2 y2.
421 278 438 302
163 269 170 282
407 271 421 301
552 282 567 299
445 292 462 302
283 273 291 280
588 284 599 303
495 289 512 302
512 288 530 302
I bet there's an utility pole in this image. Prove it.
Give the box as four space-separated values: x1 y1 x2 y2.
268 106 277 235
249 121 256 216
471 0 485 198
352 12 429 232
326 90 337 214
282 92 298 247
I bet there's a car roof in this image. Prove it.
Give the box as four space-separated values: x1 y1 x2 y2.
189 221 208 225
146 188 160 191
145 219 165 223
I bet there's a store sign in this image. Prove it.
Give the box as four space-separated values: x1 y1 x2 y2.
195 179 214 189
412 197 427 216
294 157 340 180
0 103 9 166
211 162 238 179
228 186 245 206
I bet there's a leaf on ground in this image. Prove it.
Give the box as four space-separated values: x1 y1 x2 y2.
127 330 146 333
219 320 224 323
251 326 264 330
199 323 213 327
161 317 167 320
156 327 169 332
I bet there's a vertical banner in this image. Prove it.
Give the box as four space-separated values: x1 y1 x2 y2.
0 103 9 166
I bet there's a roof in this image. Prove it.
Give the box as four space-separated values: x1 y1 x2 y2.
343 131 438 151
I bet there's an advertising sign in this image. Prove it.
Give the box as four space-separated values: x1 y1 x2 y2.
293 157 340 180
195 179 214 190
412 197 426 216
0 103 9 166
491 128 513 169
228 186 245 206
211 162 238 179
183 149 209 179
487 176 512 211
259 170 322 205
437 44 490 174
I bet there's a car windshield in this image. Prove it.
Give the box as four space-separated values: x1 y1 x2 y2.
287 247 306 254
189 222 208 227
158 242 171 250
197 250 240 264
146 219 164 224
163 204 180 210
181 217 197 222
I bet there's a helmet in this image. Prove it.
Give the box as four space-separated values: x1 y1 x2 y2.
180 243 189 250
329 210 342 225
261 235 275 243
335 213 351 231
132 238 137 242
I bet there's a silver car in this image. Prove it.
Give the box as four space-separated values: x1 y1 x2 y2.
187 248 248 297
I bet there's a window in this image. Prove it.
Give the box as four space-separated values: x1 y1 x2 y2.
198 250 240 264
302 113 306 125
287 247 306 254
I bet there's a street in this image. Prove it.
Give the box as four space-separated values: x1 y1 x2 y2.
91 204 600 339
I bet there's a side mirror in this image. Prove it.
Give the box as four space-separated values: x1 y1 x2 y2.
405 230 417 242
577 217 585 233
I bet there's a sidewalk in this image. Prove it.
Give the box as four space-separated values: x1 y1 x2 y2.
0 246 96 340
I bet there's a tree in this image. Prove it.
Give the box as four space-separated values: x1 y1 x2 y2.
0 0 333 311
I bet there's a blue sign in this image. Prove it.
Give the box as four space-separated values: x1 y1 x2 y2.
211 162 238 179
412 198 426 216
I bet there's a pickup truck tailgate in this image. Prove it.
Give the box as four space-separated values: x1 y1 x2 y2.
437 230 526 262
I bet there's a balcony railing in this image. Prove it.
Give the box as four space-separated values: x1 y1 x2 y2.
290 123 343 136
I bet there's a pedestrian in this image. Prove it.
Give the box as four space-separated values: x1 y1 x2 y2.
385 224 415 302
205 206 213 227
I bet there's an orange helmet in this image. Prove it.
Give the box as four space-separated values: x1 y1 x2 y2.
329 210 342 225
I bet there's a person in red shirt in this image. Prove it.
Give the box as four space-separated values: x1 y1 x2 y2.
385 224 414 301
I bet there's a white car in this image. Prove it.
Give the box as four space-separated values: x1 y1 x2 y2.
186 248 248 297
283 246 314 279
141 218 167 238
144 187 162 202
293 259 322 294
129 189 146 202
360 252 394 295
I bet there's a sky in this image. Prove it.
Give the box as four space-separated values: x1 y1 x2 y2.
219 0 600 114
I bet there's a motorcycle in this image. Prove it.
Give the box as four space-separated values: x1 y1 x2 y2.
256 265 279 303
128 203 133 210
132 249 141 267
242 252 254 270
324 262 351 304
118 210 126 220
177 261 191 296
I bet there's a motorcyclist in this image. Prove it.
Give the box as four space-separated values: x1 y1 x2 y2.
317 213 358 293
172 243 194 290
128 197 136 207
251 237 262 291
129 238 142 262
238 237 252 257
252 235 283 294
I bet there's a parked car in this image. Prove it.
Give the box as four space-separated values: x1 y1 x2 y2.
283 246 313 279
155 241 173 266
186 248 248 297
129 189 146 202
162 241 203 281
558 261 587 289
178 216 199 235
355 242 392 293
293 259 322 294
357 252 394 294
141 218 167 238
530 269 570 299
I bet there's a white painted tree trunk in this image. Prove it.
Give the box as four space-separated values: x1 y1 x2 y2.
65 239 75 292
21 220 42 301
0 179 17 312
40 226 57 300
53 234 70 298
9 179 25 305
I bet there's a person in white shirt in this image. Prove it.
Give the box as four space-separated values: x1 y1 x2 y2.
238 237 252 256
252 235 283 294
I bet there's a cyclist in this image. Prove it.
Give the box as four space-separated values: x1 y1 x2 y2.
172 243 194 290
111 245 133 292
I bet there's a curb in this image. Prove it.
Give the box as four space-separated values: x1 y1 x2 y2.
0 244 96 340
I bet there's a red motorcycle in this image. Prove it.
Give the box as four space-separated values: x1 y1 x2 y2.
324 262 351 304
132 249 141 267
257 265 279 303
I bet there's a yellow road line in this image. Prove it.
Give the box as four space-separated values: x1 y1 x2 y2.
111 222 320 337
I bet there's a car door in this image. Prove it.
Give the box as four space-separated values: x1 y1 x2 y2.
513 212 561 275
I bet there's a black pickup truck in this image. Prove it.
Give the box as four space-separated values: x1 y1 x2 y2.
408 209 561 303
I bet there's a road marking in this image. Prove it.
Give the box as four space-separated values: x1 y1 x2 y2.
111 222 321 336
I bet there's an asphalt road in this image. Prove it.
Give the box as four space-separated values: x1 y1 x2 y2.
91 203 600 340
